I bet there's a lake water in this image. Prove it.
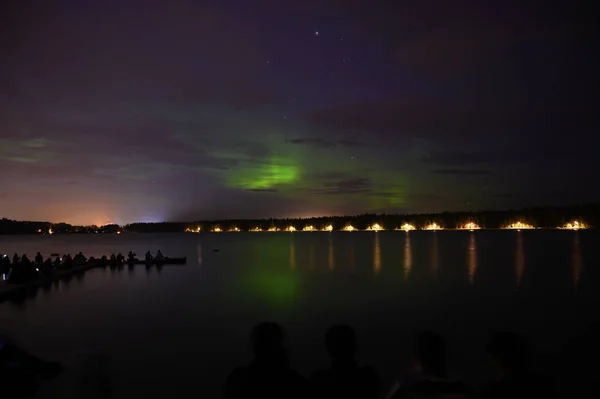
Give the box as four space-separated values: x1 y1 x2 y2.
0 231 598 397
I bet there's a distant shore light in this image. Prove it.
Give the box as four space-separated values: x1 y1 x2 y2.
461 222 481 231
562 220 586 230
399 223 415 232
505 221 534 230
367 223 383 231
303 225 314 231
424 223 441 231
286 226 296 232
323 225 333 232
343 225 355 232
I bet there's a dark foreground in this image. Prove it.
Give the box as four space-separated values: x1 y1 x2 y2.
0 231 597 398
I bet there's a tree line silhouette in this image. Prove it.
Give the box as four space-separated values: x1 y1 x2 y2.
1 203 598 235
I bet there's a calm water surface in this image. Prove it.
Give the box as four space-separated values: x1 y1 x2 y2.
0 231 598 397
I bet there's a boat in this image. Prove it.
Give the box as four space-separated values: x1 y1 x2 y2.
127 257 187 266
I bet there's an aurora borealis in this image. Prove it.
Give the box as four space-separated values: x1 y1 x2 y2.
1 1 598 225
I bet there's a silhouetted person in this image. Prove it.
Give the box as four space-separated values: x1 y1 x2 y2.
155 250 164 260
310 325 379 399
21 254 31 265
116 253 124 263
1 255 10 275
226 322 308 399
386 331 471 399
12 253 19 265
34 252 43 264
127 251 136 262
480 332 556 399
145 251 153 262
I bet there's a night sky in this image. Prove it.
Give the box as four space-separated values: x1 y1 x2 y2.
1 0 598 225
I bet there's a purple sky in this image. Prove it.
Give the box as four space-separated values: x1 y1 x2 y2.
1 0 598 224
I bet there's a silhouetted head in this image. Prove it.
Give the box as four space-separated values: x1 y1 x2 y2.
413 331 446 378
251 322 285 360
325 325 356 361
487 332 530 377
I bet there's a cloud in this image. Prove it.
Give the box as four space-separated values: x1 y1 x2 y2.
311 178 372 195
286 136 365 149
21 137 49 148
429 169 494 176
244 188 278 193
421 150 530 166
287 137 335 148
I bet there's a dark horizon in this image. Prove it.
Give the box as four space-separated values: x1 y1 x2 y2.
2 203 598 233
1 0 598 225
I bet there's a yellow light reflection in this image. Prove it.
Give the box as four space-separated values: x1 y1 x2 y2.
572 232 581 289
424 223 442 231
431 233 438 275
303 225 314 231
505 221 534 230
461 222 481 231
328 237 335 270
468 233 477 284
290 237 296 270
229 227 240 232
399 223 415 232
404 234 412 280
268 227 279 232
251 227 262 232
367 223 384 231
323 225 333 232
211 226 222 233
515 231 525 288
373 233 381 275
286 226 296 232
343 225 355 232
562 220 587 230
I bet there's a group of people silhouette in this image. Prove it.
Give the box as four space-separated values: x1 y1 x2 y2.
226 323 555 399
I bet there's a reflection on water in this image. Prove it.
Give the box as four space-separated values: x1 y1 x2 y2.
290 236 296 270
328 236 335 270
515 232 525 288
373 233 381 275
309 244 315 269
197 241 202 266
404 233 412 280
572 232 581 289
431 233 439 275
468 233 477 285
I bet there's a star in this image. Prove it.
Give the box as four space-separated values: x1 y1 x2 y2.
314 30 320 37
